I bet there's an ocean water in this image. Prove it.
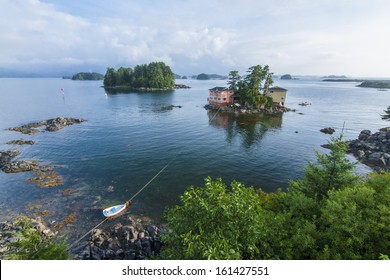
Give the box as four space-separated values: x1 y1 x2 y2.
0 77 387 241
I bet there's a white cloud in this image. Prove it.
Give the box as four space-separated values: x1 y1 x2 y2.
1 0 390 77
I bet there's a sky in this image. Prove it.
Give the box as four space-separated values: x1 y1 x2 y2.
1 0 390 77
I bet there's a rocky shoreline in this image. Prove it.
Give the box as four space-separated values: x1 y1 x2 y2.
204 104 292 114
0 214 163 260
73 215 163 260
1 117 85 186
8 117 85 135
103 83 191 92
0 216 57 259
347 127 390 171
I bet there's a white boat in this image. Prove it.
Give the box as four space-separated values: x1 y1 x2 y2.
102 200 132 218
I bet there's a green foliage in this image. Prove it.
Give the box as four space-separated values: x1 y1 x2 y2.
227 70 241 92
162 177 269 260
72 72 104 80
229 65 274 108
289 135 358 201
161 134 390 260
103 62 175 89
319 172 390 259
4 217 69 260
381 106 390 121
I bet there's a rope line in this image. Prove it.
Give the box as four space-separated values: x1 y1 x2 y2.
67 162 170 251
68 107 221 251
208 106 221 122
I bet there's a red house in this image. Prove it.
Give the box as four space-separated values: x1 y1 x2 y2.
207 87 234 106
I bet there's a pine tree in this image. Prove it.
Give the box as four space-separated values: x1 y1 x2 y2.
289 135 358 201
381 106 390 121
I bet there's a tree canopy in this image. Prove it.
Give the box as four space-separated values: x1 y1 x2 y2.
71 72 104 80
227 65 274 109
161 135 390 260
103 62 175 89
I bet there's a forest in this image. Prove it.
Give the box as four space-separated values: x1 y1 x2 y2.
103 62 175 89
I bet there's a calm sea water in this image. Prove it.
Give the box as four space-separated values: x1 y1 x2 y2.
0 77 387 241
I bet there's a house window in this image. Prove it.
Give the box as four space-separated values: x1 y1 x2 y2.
223 98 227 101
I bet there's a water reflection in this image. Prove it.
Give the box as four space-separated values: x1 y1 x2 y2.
208 110 283 149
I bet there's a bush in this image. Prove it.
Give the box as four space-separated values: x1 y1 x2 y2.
4 217 69 260
161 177 268 260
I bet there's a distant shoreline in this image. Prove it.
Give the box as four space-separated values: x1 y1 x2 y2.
323 79 390 89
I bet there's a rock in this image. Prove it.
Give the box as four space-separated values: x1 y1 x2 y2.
160 105 182 111
77 215 163 260
320 127 336 134
5 139 35 145
174 84 191 89
379 127 390 133
8 117 85 135
367 152 386 166
347 127 390 171
0 216 56 259
358 130 371 140
356 150 365 160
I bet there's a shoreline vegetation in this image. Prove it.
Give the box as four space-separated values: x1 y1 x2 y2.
1 66 389 260
2 135 389 260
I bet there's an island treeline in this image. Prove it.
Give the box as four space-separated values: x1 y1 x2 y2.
103 62 175 89
71 72 104 80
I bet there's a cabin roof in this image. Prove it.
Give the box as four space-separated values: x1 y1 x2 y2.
269 86 287 91
209 86 229 91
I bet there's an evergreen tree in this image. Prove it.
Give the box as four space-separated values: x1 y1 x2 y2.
227 70 241 92
381 106 390 121
103 67 117 87
289 135 358 201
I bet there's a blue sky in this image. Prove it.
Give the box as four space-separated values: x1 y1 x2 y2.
1 0 390 77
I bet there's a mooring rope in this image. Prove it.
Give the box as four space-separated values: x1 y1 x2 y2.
208 106 221 122
67 107 222 252
67 162 171 251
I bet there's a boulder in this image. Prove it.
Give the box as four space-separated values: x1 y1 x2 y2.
320 127 336 134
358 130 372 140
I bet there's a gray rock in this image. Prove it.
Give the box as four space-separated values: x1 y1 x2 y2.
358 130 372 140
356 150 365 160
367 152 386 166
320 127 335 134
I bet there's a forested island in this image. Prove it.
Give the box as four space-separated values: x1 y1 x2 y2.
195 73 228 80
357 80 390 89
103 62 175 90
63 72 104 80
322 79 390 89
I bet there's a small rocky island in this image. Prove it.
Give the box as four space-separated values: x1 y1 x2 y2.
8 117 85 134
1 117 85 186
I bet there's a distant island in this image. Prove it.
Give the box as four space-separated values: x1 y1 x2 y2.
322 78 390 89
64 72 104 80
322 75 348 79
194 73 228 80
322 78 364 82
357 80 390 89
280 74 292 80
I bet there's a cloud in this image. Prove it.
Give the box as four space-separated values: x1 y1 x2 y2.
1 0 390 77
